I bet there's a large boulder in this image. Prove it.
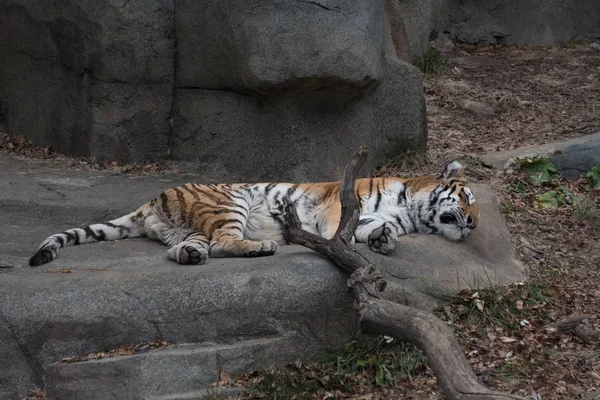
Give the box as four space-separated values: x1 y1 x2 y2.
0 1 175 161
383 0 600 59
0 152 524 399
549 134 600 180
0 0 427 181
172 0 427 181
441 0 600 46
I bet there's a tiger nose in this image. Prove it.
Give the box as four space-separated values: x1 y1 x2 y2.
466 214 477 229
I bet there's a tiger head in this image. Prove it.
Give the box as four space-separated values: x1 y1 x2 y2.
429 161 479 242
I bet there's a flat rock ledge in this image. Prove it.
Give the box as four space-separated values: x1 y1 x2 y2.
481 132 600 180
0 154 524 399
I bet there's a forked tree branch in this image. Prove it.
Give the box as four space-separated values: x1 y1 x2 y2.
282 147 525 400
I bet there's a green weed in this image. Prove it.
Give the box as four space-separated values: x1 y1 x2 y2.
246 336 427 399
414 47 447 76
586 165 600 189
517 156 557 185
560 37 592 47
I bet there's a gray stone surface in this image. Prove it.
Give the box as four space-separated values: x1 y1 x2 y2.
391 0 600 58
176 1 383 94
481 132 600 172
46 338 291 400
549 135 600 180
0 315 36 400
0 0 427 181
0 1 175 161
0 152 524 398
172 58 427 182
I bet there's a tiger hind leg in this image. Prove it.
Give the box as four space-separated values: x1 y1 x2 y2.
166 233 210 265
209 228 278 258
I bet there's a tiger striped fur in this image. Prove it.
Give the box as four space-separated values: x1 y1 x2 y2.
29 161 479 266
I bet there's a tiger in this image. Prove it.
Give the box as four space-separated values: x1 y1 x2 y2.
29 161 479 267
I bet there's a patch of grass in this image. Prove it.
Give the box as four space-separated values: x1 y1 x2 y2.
414 46 447 76
245 336 427 399
467 156 484 167
574 198 598 220
200 391 225 400
560 37 592 47
501 200 515 214
442 282 553 333
373 150 432 177
249 367 323 400
504 178 528 194
586 165 600 189
326 337 426 384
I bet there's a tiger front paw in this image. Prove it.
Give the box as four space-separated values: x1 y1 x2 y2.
368 223 397 255
247 240 278 257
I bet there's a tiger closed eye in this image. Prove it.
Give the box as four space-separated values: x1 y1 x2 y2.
440 213 457 224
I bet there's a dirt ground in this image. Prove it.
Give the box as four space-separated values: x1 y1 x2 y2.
8 43 600 400
421 43 600 400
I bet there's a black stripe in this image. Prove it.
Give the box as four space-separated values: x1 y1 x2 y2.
355 188 362 210
397 188 406 205
192 184 226 204
374 182 382 212
83 226 94 239
429 185 446 206
181 184 201 200
368 179 374 198
212 219 243 230
197 207 246 219
96 229 106 241
173 187 187 223
264 183 277 196
56 235 66 247
62 231 76 245
160 193 173 220
287 184 300 198
229 192 246 202
395 216 407 234
358 218 374 227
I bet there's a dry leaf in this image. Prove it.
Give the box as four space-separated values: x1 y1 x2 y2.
219 370 231 384
516 300 524 310
474 299 485 311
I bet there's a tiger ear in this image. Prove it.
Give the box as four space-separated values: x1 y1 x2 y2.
440 161 465 179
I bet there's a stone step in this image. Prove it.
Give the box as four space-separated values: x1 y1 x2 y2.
148 387 244 400
46 337 288 400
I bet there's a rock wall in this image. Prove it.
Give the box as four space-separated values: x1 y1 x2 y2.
0 0 427 182
441 0 600 46
0 1 175 162
395 0 600 58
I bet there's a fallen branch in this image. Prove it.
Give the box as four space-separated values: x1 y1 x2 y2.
544 315 598 343
544 315 593 335
282 147 525 400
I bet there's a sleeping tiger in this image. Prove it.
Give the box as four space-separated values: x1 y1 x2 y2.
29 161 479 266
